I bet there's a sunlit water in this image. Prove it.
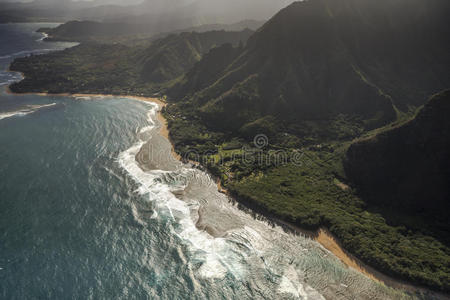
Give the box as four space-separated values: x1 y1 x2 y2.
0 23 418 299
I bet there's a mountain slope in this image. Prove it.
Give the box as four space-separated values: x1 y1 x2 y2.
169 0 450 142
138 30 253 83
345 90 450 216
161 0 450 291
9 29 253 95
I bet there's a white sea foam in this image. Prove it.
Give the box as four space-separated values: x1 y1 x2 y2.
278 266 325 299
117 101 247 280
73 95 114 102
115 100 376 299
0 103 57 121
138 107 157 134
0 48 55 60
139 126 153 134
131 202 146 227
197 253 228 278
74 96 94 101
0 70 22 86
118 132 234 277
118 101 315 284
119 150 237 279
0 111 31 120
0 80 15 86
36 33 48 42
279 275 301 297
115 101 336 300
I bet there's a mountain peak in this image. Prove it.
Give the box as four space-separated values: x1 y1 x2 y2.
170 0 449 143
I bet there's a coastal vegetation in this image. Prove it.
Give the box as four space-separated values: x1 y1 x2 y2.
8 0 450 292
163 93 450 292
162 0 450 291
9 29 253 95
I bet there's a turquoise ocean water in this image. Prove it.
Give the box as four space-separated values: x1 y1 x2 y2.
0 23 416 300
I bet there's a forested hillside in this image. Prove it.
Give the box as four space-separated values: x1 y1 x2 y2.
345 90 450 225
162 0 450 291
169 0 450 143
9 29 253 95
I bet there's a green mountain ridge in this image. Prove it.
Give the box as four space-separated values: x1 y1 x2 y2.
345 90 450 219
169 0 449 142
9 29 253 95
161 0 450 291
140 30 253 83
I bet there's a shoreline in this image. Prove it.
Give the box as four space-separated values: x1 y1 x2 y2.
5 88 181 160
277 221 436 295
5 88 446 298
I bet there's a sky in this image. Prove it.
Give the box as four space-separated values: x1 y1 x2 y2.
1 0 294 24
0 0 144 3
0 0 179 3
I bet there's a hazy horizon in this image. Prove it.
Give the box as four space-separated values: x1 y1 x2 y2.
1 0 295 28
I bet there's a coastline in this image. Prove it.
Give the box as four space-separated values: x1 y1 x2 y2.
5 88 446 298
278 221 437 295
5 87 181 160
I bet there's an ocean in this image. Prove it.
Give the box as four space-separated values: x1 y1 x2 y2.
0 23 413 299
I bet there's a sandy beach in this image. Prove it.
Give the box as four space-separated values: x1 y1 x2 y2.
5 88 181 160
277 222 447 297
5 88 445 298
